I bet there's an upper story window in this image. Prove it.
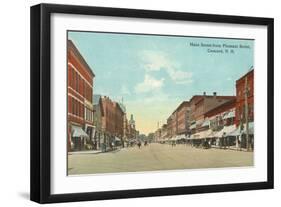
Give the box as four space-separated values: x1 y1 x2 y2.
75 71 78 91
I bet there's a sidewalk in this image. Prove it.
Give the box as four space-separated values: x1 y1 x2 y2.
68 147 123 155
68 150 102 155
211 145 251 152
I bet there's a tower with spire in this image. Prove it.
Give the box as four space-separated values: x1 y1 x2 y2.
129 114 135 129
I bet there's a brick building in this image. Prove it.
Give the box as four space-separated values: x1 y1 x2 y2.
67 40 95 151
175 101 191 135
166 101 190 138
167 113 176 137
161 124 168 140
100 96 124 138
93 95 103 150
154 128 162 142
189 95 203 122
93 96 126 149
235 69 254 126
192 93 235 121
204 98 236 131
114 102 125 139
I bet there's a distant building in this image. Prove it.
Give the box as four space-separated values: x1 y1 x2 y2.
204 98 236 131
128 114 137 140
129 114 136 129
93 95 126 149
167 116 174 138
190 92 235 133
189 95 205 125
154 128 162 142
175 101 191 135
193 92 235 121
100 97 124 138
147 132 155 143
166 101 190 138
67 40 95 151
118 102 128 143
114 102 125 139
101 96 116 137
93 95 103 149
160 124 168 140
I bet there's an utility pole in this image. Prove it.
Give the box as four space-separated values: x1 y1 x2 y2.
244 75 250 151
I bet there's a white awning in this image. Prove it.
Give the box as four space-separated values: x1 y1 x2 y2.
223 111 235 119
202 119 210 127
213 129 224 138
226 123 254 136
71 125 89 138
213 125 237 138
242 122 254 135
194 129 213 139
190 123 196 129
193 132 202 139
205 129 215 138
173 134 186 140
196 119 204 126
227 128 240 136
180 134 187 139
224 125 236 134
115 137 121 141
171 137 177 141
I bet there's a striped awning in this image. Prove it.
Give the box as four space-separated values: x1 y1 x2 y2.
71 125 89 138
223 111 235 119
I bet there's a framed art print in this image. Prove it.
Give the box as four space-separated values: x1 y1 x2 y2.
30 3 274 203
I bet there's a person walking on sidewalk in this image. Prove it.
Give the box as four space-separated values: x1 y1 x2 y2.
137 141 141 149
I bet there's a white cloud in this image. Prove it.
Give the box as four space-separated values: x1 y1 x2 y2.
142 51 169 72
140 50 193 84
168 69 193 84
135 74 164 93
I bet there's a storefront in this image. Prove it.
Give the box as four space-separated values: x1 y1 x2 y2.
85 124 96 149
71 125 89 151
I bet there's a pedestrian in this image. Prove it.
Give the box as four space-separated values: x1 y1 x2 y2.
144 140 148 146
137 141 141 149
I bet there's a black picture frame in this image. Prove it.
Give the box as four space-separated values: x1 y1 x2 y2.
30 3 274 204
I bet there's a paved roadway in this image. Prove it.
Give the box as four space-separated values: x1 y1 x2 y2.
68 143 253 175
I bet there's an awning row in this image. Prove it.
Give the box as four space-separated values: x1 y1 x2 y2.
159 122 254 141
170 134 187 141
227 122 254 136
159 135 188 142
190 123 254 139
189 112 235 129
71 125 123 142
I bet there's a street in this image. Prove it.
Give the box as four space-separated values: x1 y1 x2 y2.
68 143 253 175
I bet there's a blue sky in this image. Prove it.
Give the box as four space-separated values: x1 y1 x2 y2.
68 31 254 134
